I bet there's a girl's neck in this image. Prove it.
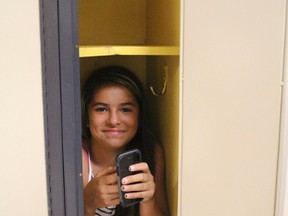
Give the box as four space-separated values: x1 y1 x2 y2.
89 142 124 168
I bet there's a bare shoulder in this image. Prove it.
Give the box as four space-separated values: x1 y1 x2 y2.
155 142 165 154
155 143 166 172
153 142 170 215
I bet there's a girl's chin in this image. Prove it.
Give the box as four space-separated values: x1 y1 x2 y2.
91 138 132 150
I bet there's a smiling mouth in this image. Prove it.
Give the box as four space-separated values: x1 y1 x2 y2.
103 130 125 136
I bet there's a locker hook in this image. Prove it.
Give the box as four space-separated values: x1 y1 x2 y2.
149 65 168 96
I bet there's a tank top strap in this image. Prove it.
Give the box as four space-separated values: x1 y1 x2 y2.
82 144 93 181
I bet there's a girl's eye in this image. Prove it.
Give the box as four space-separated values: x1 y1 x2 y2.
121 107 132 113
95 107 107 112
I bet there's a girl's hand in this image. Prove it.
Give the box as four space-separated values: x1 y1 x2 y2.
84 167 120 214
121 162 155 202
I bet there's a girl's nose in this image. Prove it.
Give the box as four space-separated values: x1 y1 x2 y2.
106 110 120 125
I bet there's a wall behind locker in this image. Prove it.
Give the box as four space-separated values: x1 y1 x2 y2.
0 1 48 216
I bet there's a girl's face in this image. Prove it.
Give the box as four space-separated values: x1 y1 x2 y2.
87 84 139 151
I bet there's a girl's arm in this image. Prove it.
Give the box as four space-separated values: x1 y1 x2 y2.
139 143 170 216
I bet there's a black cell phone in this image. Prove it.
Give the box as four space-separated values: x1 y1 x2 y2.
116 149 143 207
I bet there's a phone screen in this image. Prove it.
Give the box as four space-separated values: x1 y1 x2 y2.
116 149 143 207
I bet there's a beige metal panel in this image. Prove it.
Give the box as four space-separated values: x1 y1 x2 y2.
275 3 288 215
0 1 48 216
278 63 288 215
180 0 286 215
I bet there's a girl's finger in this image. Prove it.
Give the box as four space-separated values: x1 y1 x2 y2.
101 184 119 194
122 172 153 184
102 172 118 185
124 190 154 200
109 198 120 206
129 162 149 173
121 182 150 192
103 192 120 200
95 166 116 177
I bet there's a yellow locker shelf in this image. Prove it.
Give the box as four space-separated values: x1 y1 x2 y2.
79 45 179 57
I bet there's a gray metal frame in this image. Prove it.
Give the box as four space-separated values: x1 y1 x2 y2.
39 0 84 215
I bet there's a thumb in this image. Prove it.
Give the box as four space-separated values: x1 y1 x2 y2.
94 166 116 178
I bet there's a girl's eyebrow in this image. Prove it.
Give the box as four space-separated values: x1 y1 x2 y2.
91 102 109 107
91 102 137 107
121 102 137 107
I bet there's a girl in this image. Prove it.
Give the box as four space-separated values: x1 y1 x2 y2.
81 66 169 216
